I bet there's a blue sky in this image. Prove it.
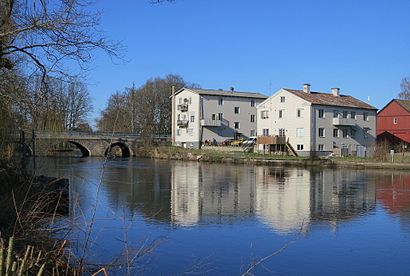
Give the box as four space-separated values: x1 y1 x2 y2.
87 0 410 121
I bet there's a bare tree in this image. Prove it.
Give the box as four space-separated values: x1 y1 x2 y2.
96 91 130 132
0 0 121 80
96 74 198 136
65 79 93 130
398 77 410 100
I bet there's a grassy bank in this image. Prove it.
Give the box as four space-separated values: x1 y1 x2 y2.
134 146 410 170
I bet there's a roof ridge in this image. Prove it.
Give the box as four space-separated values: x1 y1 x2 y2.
192 87 262 94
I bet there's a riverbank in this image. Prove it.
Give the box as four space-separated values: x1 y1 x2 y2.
134 146 410 170
0 164 71 274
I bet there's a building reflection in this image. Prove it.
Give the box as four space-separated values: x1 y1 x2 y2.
169 163 377 232
170 162 255 226
374 172 410 233
375 172 410 214
309 170 376 221
97 160 410 234
254 167 311 233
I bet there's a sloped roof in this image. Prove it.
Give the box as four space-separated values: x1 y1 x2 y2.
284 89 377 110
177 88 268 99
396 99 410 112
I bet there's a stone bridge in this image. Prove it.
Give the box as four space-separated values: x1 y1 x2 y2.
30 131 169 157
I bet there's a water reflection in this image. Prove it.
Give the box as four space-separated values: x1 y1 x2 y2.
38 158 410 234
169 163 377 233
170 162 255 226
254 167 311 233
37 158 410 275
376 173 410 214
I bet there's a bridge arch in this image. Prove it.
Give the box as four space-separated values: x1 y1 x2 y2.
67 141 91 157
9 142 33 157
104 141 132 158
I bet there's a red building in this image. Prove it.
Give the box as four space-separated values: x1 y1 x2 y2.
377 99 410 145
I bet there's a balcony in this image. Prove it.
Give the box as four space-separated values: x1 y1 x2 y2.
257 135 286 145
333 117 356 127
177 119 189 128
201 119 221 127
177 104 188 112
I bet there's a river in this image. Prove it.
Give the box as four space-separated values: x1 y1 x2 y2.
37 157 410 275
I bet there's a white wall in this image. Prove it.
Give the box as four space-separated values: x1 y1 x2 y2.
257 89 312 153
174 90 200 148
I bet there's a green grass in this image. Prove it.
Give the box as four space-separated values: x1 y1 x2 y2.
149 146 410 165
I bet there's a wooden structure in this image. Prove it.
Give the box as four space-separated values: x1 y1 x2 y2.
257 135 297 156
377 99 410 146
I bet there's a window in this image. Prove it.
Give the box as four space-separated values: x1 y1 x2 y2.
176 129 180 136
189 97 192 104
333 128 339 138
190 115 195 122
351 111 356 120
250 130 256 136
363 112 369 121
279 128 286 137
218 97 223 105
251 100 255 107
234 107 240 114
297 109 302 118
280 96 285 103
212 114 216 120
319 128 325 138
318 144 324 151
261 110 269 119
279 110 283 118
250 114 255 123
263 128 269 136
177 114 181 120
234 122 240 129
296 128 304 137
351 128 356 138
318 109 325 118
393 117 398 124
297 144 304 151
218 113 223 120
333 110 339 118
342 128 348 138
343 111 348 118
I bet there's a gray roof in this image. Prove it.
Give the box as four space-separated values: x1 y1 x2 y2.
177 88 268 99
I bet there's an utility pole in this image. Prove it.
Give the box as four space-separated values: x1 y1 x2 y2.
131 82 135 133
171 86 175 145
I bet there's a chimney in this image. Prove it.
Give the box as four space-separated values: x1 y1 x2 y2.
331 87 340 97
303 83 311 94
230 86 235 92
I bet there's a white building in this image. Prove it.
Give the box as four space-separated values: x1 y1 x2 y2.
257 84 377 157
171 87 267 149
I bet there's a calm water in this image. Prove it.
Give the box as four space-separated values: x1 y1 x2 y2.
37 157 410 275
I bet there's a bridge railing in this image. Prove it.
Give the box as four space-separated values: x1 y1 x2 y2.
33 130 170 140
